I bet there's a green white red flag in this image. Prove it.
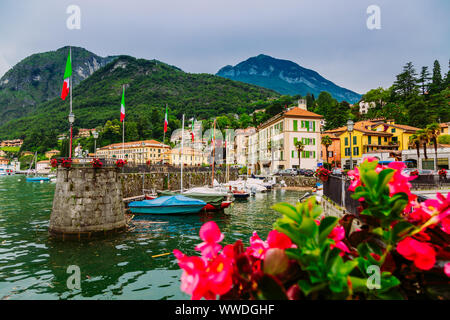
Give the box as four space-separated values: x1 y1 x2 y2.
164 105 168 133
61 50 72 100
120 87 125 122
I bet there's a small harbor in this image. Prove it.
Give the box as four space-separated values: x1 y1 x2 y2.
0 174 308 299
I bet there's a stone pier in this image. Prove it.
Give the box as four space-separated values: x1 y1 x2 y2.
49 167 126 238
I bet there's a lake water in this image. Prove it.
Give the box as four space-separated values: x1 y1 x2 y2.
0 175 305 300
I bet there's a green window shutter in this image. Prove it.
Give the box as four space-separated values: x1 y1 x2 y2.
368 136 371 144
313 138 315 145
292 150 294 158
353 136 357 145
294 137 298 145
378 137 381 145
294 120 298 131
345 137 348 146
306 121 309 131
313 121 316 131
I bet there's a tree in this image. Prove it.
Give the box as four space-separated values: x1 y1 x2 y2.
417 129 429 160
419 66 431 95
425 123 440 170
294 140 305 169
409 133 421 164
429 60 442 94
445 59 450 88
393 62 419 99
321 135 333 164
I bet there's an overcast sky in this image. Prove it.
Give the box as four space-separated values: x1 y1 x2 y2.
0 0 448 93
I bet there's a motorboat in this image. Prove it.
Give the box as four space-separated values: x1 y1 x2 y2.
128 195 206 215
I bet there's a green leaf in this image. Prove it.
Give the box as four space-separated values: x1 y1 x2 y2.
256 274 288 300
271 203 302 224
298 217 319 240
318 216 338 245
375 169 395 195
392 221 414 242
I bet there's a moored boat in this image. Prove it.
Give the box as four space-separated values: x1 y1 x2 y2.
128 195 206 215
26 176 50 182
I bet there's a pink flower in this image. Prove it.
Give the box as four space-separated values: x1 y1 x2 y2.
206 255 234 295
387 162 417 212
266 230 293 249
328 225 349 255
436 193 450 234
396 237 436 270
347 167 361 192
445 263 450 277
247 232 269 259
195 221 224 259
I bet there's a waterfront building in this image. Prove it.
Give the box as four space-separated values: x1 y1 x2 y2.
166 147 207 166
321 131 341 166
402 144 450 170
253 99 323 174
234 127 256 167
21 151 34 157
96 140 170 164
36 160 51 173
45 149 60 159
0 139 23 148
337 119 419 169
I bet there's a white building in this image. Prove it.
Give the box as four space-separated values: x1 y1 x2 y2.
359 101 376 114
249 99 323 174
36 160 51 174
401 145 450 170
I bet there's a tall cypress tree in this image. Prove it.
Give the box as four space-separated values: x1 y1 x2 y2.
393 62 419 98
419 66 431 95
430 60 442 93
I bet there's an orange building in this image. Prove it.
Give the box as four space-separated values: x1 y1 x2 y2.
321 131 341 167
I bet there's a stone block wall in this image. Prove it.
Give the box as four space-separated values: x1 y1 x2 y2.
50 167 126 237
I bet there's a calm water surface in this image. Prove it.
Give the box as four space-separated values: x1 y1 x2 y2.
0 175 305 300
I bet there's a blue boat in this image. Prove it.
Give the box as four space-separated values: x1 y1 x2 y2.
26 177 50 182
128 195 207 215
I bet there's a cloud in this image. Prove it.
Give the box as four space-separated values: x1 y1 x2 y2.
0 0 448 93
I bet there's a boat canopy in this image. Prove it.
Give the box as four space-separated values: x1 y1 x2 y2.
129 195 206 208
158 191 224 209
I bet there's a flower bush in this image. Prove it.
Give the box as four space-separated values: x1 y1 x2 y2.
61 158 72 168
50 158 59 168
91 158 103 168
439 169 447 178
410 169 419 176
174 158 450 300
116 159 126 168
315 167 331 181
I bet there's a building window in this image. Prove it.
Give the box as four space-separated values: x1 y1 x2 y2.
368 136 372 144
345 137 348 146
353 147 359 156
384 137 388 142
378 137 382 145
422 160 434 170
353 136 357 145
293 120 298 131
391 128 396 133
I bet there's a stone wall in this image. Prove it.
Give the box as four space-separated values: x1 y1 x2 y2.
120 170 240 198
276 176 317 188
50 167 126 238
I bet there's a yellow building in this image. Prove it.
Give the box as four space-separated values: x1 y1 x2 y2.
166 147 207 166
337 119 419 168
96 140 170 164
440 123 449 134
45 149 60 159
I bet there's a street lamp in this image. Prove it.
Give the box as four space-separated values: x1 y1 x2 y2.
347 119 354 170
68 112 75 158
93 130 99 158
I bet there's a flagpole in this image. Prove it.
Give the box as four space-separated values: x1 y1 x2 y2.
69 46 73 159
163 103 167 144
122 85 125 160
211 119 216 187
180 114 185 193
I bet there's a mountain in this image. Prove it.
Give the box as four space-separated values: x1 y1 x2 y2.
0 55 278 142
0 46 116 125
216 54 362 103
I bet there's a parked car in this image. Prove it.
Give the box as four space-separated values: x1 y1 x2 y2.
303 169 314 177
297 168 306 175
276 168 298 176
332 168 343 175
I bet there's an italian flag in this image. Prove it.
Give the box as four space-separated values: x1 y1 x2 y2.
164 105 168 133
190 118 195 142
61 50 72 100
120 87 125 122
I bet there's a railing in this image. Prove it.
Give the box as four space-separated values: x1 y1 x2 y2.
323 175 360 216
410 174 450 189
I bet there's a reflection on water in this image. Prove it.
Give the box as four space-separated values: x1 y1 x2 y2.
0 176 305 299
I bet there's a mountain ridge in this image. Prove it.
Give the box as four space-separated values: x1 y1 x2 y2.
217 54 361 103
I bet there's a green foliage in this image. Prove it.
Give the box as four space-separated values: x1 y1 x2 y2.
438 134 450 144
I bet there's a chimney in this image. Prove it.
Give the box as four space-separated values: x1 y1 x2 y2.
298 99 307 110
